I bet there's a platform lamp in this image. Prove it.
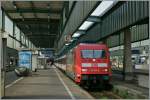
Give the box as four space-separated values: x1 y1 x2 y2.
91 0 118 17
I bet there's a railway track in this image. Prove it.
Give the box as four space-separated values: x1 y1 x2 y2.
87 85 147 99
82 84 122 99
89 90 122 99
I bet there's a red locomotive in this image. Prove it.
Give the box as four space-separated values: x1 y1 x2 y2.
56 43 112 87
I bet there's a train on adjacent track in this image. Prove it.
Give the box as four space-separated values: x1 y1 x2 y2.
56 43 112 88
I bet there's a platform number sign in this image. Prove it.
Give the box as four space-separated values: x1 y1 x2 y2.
19 51 32 69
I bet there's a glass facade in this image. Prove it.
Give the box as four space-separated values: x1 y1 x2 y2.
3 12 35 49
5 15 13 36
15 26 20 41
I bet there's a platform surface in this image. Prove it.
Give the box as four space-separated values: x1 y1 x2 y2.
4 66 93 99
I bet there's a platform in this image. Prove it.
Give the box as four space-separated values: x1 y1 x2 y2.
4 67 93 99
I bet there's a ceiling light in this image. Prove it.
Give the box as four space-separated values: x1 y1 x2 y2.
72 32 81 38
65 43 69 46
79 21 94 30
91 0 117 17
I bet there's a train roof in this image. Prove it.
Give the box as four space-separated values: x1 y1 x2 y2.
78 43 107 47
76 43 109 49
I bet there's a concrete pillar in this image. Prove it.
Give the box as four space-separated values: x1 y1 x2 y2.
0 30 5 98
0 1 5 97
123 28 133 81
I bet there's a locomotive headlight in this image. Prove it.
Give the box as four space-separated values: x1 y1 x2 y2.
98 63 107 67
82 63 92 67
77 74 81 77
104 69 108 72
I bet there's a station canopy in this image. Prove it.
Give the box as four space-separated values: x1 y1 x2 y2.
2 1 64 48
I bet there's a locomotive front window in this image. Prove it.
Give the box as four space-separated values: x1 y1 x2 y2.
81 50 93 58
81 50 106 58
94 50 106 58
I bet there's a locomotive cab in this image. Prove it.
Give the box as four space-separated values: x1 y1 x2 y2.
74 43 111 86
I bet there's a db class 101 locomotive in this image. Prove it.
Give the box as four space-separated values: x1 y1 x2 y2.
56 43 112 87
